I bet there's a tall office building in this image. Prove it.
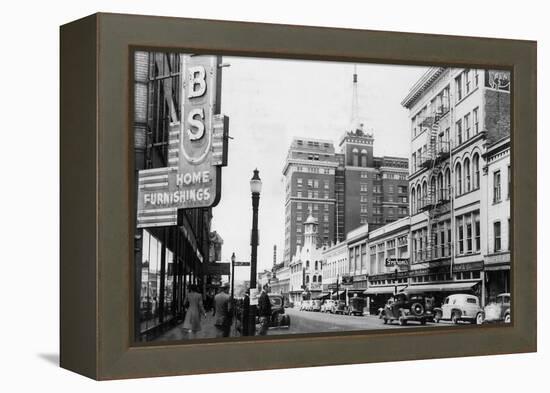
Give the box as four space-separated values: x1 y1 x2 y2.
282 138 339 265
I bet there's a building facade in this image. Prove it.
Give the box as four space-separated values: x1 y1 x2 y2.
282 138 339 264
338 128 409 237
288 213 326 303
402 67 510 306
320 241 349 293
133 51 214 341
482 136 511 302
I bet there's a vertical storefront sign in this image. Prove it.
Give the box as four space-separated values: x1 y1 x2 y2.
137 55 229 228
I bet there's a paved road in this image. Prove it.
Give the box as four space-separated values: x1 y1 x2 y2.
268 307 445 335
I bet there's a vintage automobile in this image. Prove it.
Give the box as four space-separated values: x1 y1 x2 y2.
481 293 511 323
333 300 349 315
347 296 366 316
434 294 483 324
256 294 290 329
311 299 322 312
321 299 338 313
382 292 435 325
299 300 312 311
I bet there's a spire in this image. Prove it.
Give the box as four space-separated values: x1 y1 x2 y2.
350 64 361 132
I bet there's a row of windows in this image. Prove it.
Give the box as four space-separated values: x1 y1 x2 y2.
296 190 331 199
493 166 511 203
296 178 330 189
297 202 330 212
455 107 480 146
410 152 482 215
456 69 480 102
290 260 323 272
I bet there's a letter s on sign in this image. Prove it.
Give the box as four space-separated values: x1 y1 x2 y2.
188 66 206 98
187 108 205 141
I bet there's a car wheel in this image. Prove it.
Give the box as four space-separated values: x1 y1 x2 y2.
420 318 426 325
475 313 484 325
451 312 460 324
434 310 442 323
504 314 511 323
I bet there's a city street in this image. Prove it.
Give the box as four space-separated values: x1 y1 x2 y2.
268 307 445 335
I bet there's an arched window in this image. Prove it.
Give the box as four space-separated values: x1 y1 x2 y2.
416 184 421 212
455 162 462 195
422 181 428 208
472 153 480 189
352 148 359 166
430 177 436 205
318 275 322 282
306 275 310 283
445 168 451 200
437 172 444 201
411 188 416 214
312 275 317 282
315 260 318 270
361 149 368 167
464 157 471 192
306 260 310 268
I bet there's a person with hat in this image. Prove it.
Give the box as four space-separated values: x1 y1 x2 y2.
212 283 233 338
257 284 272 336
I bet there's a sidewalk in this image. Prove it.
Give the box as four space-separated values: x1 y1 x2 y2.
155 312 239 341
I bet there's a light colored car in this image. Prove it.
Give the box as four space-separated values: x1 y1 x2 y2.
482 293 511 323
311 299 322 312
321 299 337 313
300 300 312 311
434 294 483 324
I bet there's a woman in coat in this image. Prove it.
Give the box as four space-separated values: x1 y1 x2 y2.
182 284 206 339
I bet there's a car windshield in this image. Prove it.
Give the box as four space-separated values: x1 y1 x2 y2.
269 297 282 306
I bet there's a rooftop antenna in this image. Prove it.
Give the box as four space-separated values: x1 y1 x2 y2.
350 64 360 132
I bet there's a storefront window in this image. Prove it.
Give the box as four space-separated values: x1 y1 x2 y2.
140 229 162 333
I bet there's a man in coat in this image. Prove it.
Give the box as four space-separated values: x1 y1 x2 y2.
257 284 272 335
212 283 233 337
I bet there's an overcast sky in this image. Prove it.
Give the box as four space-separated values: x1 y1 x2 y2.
210 56 429 281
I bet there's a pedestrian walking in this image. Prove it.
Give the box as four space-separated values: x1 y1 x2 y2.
182 284 206 339
212 283 233 338
257 284 272 336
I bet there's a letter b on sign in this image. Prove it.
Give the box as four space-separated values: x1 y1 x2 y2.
188 66 206 98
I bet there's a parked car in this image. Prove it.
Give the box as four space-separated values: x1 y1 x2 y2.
382 292 435 325
311 299 322 312
434 294 483 324
321 299 338 313
268 294 291 327
482 293 511 323
333 300 348 315
347 296 366 316
300 300 312 311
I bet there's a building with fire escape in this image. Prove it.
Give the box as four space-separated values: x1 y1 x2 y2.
401 67 510 306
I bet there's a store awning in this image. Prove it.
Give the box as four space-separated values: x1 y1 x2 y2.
363 287 396 295
313 292 331 300
404 281 479 294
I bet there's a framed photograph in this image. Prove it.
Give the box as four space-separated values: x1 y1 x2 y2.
60 13 536 380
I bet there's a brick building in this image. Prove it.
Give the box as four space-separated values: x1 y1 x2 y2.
282 138 339 265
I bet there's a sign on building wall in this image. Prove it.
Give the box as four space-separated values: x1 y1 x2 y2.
385 257 410 267
137 55 229 228
485 70 510 91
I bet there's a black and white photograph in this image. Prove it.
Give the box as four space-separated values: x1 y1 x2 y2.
133 51 511 343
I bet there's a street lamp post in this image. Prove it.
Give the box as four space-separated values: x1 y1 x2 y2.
231 252 236 299
394 268 399 295
248 168 262 336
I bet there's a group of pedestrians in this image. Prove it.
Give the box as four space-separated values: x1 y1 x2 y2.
181 283 234 339
181 283 273 338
